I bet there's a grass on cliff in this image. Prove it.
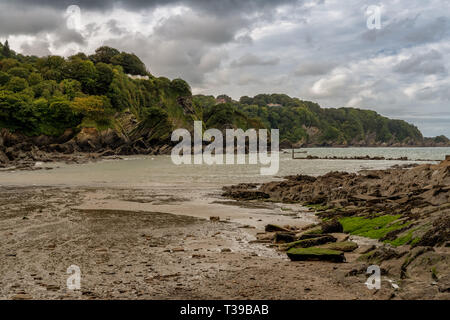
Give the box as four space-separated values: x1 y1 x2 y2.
339 215 411 240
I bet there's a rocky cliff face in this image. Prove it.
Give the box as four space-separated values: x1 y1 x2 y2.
0 117 174 169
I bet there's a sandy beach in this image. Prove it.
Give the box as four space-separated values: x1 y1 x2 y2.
0 184 397 300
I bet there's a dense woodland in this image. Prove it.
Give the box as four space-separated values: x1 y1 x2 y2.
0 42 447 147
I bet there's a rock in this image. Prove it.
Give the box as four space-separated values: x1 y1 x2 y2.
210 216 220 222
321 219 343 233
358 246 403 264
0 150 9 164
354 245 376 254
265 224 291 232
223 189 270 200
221 248 232 253
74 127 102 151
256 232 276 241
319 241 359 252
283 235 337 250
100 128 128 148
287 247 345 263
329 233 350 242
99 149 116 157
297 233 325 240
273 232 297 244
414 215 450 247
11 293 33 300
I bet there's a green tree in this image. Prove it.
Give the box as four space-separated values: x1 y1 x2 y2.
7 77 28 92
170 78 191 96
111 52 147 76
2 40 11 58
8 67 30 79
90 46 120 64
59 79 82 100
0 71 10 85
71 95 114 122
95 62 114 94
28 73 43 86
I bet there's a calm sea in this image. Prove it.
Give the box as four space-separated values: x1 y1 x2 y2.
1 147 449 188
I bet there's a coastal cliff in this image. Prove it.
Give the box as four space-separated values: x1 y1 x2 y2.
0 44 449 170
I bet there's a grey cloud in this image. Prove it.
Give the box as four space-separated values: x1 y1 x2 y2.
294 61 338 76
0 3 64 36
2 0 450 138
9 0 300 15
104 31 226 86
394 50 447 75
52 27 86 48
230 54 280 68
362 15 449 47
20 38 52 56
106 20 127 36
154 13 246 44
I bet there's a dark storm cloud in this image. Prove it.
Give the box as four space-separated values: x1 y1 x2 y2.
153 13 247 44
9 0 299 15
0 4 64 36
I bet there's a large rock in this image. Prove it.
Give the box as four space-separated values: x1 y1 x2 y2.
283 235 337 250
0 129 24 147
73 128 102 151
32 135 53 147
224 190 270 200
265 224 291 233
321 219 344 233
0 150 9 164
319 241 358 252
274 232 297 244
287 247 345 262
100 128 128 148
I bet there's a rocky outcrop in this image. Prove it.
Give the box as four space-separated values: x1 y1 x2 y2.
225 159 450 248
0 126 173 169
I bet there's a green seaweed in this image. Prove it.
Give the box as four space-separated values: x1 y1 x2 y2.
339 215 411 240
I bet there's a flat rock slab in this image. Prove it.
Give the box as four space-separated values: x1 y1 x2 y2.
283 235 337 250
319 241 358 252
287 247 346 263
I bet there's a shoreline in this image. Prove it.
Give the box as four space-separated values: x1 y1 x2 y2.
0 156 448 300
222 159 450 299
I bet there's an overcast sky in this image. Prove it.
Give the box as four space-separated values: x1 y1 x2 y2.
1 0 449 137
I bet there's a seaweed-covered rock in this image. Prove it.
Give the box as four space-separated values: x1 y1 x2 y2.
265 224 291 232
358 246 403 264
287 247 345 262
414 215 450 247
320 241 359 252
223 190 270 200
274 232 297 244
283 235 337 250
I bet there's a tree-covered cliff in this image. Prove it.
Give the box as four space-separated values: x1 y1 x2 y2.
0 43 448 148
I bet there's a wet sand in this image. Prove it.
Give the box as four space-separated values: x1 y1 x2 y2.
0 185 399 300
